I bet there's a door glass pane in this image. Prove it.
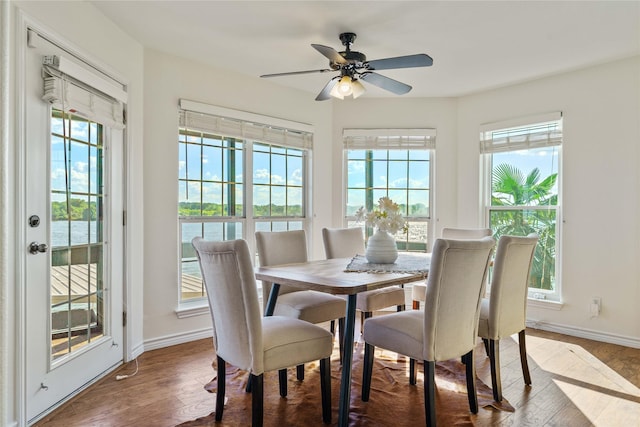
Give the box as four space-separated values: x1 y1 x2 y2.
50 110 105 361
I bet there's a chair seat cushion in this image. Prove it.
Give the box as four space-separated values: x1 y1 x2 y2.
363 310 424 360
356 286 405 312
274 290 346 324
262 316 334 373
411 283 427 302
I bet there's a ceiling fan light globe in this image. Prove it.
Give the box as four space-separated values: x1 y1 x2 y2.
352 79 366 98
329 83 345 99
337 76 353 96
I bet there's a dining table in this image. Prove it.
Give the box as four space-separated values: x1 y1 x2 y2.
255 253 429 427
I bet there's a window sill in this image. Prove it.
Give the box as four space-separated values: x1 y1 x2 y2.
175 300 209 319
527 297 563 311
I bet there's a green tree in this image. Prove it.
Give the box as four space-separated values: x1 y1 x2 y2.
491 164 557 290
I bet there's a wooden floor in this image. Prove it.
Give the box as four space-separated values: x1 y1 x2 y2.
34 327 640 427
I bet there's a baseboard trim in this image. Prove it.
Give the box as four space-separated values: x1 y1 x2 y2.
130 342 145 361
526 320 640 349
142 327 213 352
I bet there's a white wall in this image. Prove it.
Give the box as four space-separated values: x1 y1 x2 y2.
3 1 144 425
458 56 640 343
142 48 332 344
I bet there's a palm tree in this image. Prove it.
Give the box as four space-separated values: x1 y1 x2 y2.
491 164 557 290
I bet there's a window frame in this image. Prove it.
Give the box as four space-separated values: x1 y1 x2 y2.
480 113 562 302
342 129 435 252
177 101 313 306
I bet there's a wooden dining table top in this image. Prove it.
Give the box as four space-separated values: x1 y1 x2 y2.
254 257 427 295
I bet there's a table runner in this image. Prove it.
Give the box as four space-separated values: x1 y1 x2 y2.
345 253 431 274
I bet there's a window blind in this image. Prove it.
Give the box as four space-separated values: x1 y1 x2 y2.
343 128 436 150
179 100 313 150
480 112 562 154
41 55 126 129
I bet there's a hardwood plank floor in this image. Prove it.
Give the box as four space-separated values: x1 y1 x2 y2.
34 328 640 426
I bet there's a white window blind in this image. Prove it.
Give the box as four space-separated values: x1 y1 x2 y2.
480 112 562 154
343 128 436 149
179 99 313 150
41 55 126 129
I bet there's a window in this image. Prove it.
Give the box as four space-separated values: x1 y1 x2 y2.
344 129 435 252
178 100 312 302
481 113 562 299
178 129 244 301
253 142 306 235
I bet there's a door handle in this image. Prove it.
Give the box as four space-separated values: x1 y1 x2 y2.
29 242 48 254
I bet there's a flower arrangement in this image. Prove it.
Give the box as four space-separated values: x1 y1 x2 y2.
355 197 408 234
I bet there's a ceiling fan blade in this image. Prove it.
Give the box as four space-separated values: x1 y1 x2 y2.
359 72 412 95
260 69 333 78
365 54 433 71
311 44 348 65
315 76 340 101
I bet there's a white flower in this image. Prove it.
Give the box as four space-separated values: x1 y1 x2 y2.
355 197 408 234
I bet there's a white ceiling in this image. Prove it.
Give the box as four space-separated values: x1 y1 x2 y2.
91 0 640 99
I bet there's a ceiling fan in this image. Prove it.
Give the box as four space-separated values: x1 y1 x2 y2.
260 32 433 101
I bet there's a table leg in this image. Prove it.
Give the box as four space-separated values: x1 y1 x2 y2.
338 294 357 427
264 283 280 317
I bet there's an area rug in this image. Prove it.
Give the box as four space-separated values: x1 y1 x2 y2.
177 341 513 426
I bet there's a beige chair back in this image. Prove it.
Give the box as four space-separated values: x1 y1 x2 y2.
191 238 265 374
441 227 493 239
322 227 365 259
486 234 539 339
255 230 308 303
423 236 495 361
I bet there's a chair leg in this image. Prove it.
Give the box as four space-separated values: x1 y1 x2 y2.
320 357 332 424
424 360 436 427
462 350 479 413
361 343 375 401
409 358 417 385
296 364 305 381
251 373 264 427
488 339 502 402
278 369 287 397
338 317 345 365
482 338 490 357
519 329 532 386
215 356 226 421
412 300 420 310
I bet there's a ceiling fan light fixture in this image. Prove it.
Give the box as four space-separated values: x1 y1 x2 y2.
330 75 366 100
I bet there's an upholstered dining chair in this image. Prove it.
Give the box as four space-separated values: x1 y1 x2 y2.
412 227 493 309
361 237 495 427
477 234 538 402
192 238 333 426
322 227 406 330
255 230 346 376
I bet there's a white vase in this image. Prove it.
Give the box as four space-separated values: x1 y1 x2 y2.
365 230 399 264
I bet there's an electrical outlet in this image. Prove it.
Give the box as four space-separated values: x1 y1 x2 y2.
590 297 601 317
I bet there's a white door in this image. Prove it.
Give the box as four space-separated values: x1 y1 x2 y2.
23 29 125 423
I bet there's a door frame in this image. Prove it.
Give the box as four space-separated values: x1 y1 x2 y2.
14 11 133 425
